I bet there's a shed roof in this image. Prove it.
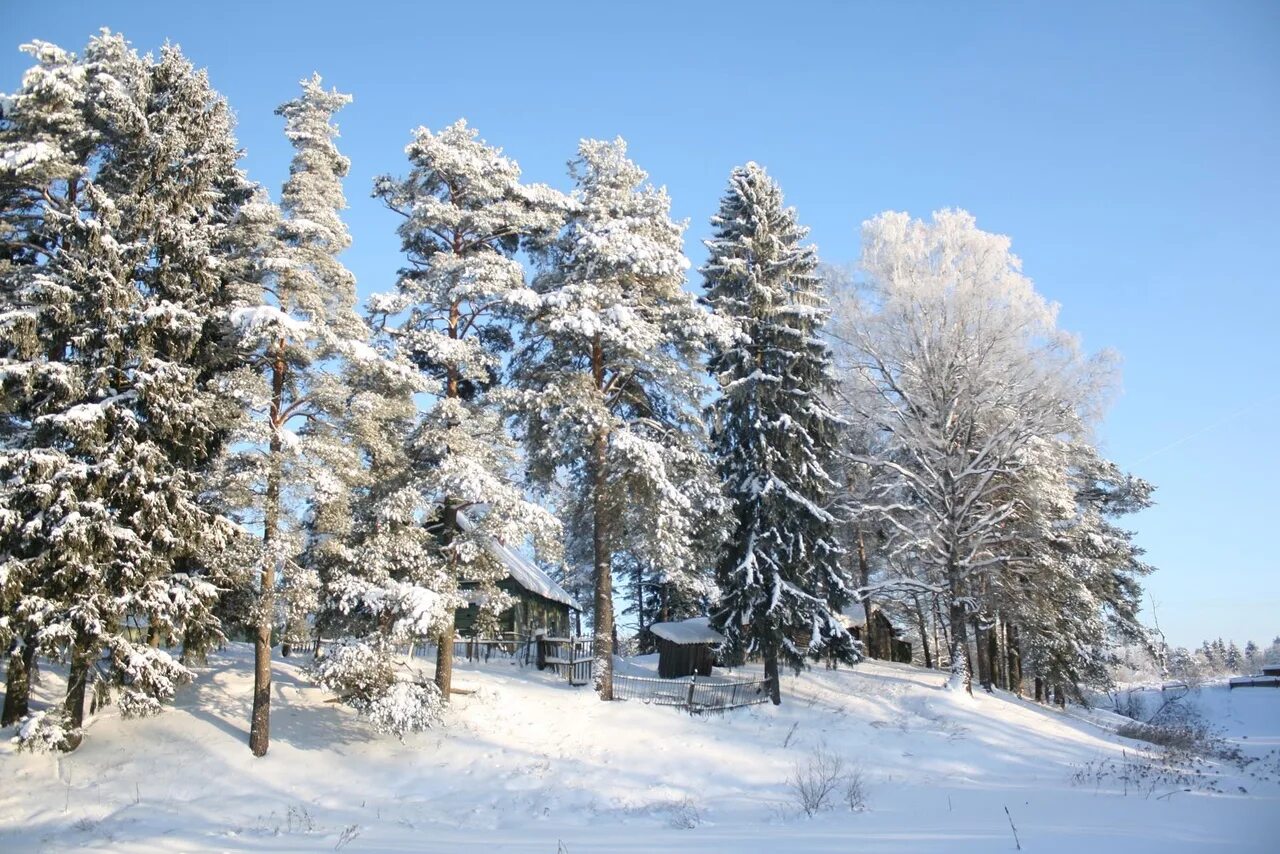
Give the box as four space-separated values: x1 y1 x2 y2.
456 511 582 611
650 617 724 645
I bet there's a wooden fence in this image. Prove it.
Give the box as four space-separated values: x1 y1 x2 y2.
612 673 773 713
537 636 594 686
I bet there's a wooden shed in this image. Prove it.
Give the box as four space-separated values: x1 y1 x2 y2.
650 617 724 678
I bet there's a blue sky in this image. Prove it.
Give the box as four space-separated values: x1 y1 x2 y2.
3 1 1276 648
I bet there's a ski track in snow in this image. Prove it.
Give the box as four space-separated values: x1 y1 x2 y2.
1 644 1277 852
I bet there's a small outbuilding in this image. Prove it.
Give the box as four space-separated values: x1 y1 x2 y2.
650 617 724 678
841 602 913 664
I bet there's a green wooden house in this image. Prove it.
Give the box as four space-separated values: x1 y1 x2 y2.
454 512 582 639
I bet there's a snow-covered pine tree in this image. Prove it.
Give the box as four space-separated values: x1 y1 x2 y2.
0 33 257 749
511 138 724 699
223 74 369 757
371 120 566 699
701 163 858 704
988 436 1153 700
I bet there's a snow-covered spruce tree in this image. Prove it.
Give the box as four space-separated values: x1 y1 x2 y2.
221 75 369 757
0 34 256 749
832 210 1109 692
701 163 858 704
305 339 451 738
371 120 566 700
511 138 725 699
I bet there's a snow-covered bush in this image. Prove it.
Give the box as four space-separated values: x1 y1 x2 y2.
117 690 163 719
105 642 195 715
12 709 76 753
310 641 395 703
309 641 440 739
362 680 442 738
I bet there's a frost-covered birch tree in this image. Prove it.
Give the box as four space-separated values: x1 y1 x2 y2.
511 138 723 699
372 120 566 699
830 210 1108 692
223 75 369 757
702 163 858 704
0 34 256 749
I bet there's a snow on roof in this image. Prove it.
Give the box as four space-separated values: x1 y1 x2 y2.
649 617 724 645
456 511 581 611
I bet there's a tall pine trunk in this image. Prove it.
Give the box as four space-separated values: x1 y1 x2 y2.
434 501 459 701
590 335 614 701
60 635 91 752
435 299 463 701
249 345 286 757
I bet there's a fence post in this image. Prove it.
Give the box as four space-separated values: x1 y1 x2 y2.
686 675 696 713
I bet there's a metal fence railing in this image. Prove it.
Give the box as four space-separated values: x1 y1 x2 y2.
612 673 773 713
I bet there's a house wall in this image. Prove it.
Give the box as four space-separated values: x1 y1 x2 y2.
455 577 572 638
657 638 715 678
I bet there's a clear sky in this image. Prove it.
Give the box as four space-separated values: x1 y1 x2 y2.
3 1 1276 649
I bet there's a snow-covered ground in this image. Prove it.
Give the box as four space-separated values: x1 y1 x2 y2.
2 646 1277 852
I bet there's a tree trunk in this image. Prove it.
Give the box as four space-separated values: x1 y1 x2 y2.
1006 623 1022 696
933 594 950 669
434 501 459 701
2 636 35 726
856 531 878 659
60 636 91 752
435 612 456 701
912 595 933 669
947 597 971 693
977 615 999 692
763 639 782 705
945 556 972 693
977 614 998 686
434 298 464 701
992 614 1006 690
249 345 286 758
592 440 614 700
1034 675 1044 703
590 335 614 701
635 565 646 652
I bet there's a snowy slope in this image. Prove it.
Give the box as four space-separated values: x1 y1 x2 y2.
2 647 1276 852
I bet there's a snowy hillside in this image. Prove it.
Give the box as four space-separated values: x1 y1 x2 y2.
3 648 1276 852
